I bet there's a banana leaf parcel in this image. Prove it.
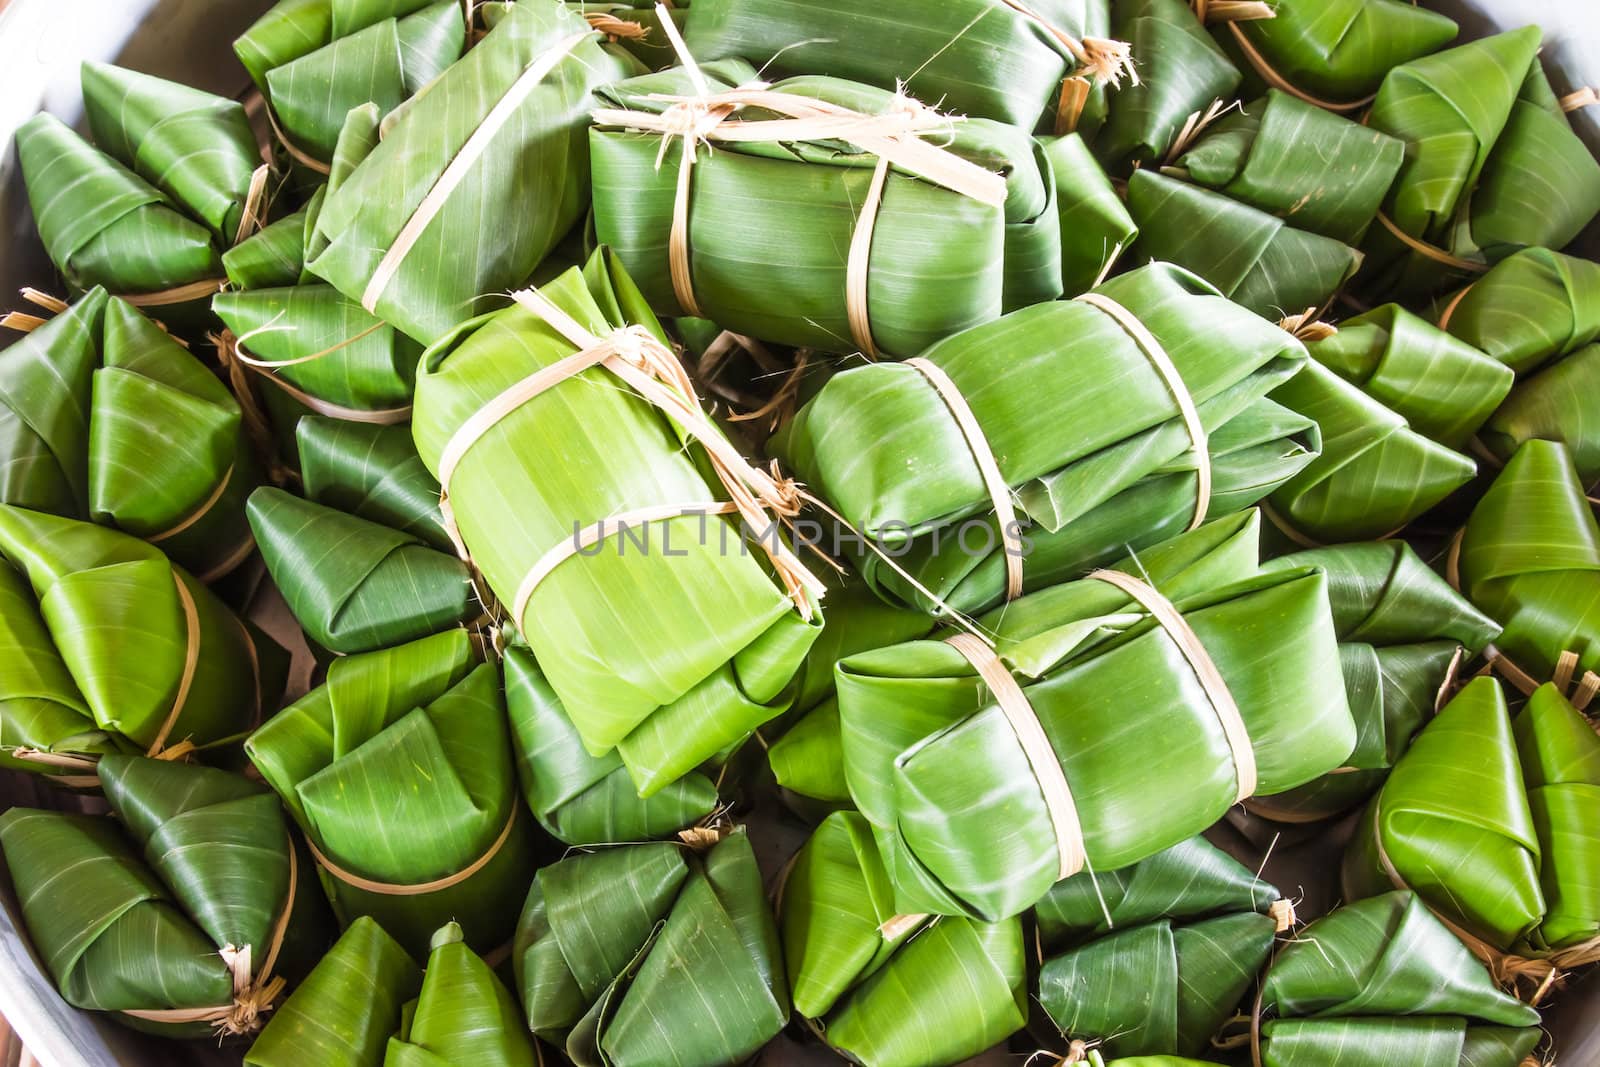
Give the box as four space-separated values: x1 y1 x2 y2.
514 830 789 1067
780 811 1026 1067
0 755 335 1037
411 249 825 796
245 629 537 957
1246 540 1500 825
1041 132 1139 295
305 0 630 344
246 916 422 1067
0 506 285 758
1437 247 1600 376
1255 891 1542 1067
1125 170 1363 320
223 201 314 291
833 511 1356 921
0 287 262 580
774 262 1306 614
387 921 536 1067
1035 836 1287 1059
296 417 453 553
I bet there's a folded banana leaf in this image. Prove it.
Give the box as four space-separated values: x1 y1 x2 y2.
1036 836 1283 1058
1247 540 1500 825
235 0 441 89
245 916 422 1067
1265 360 1477 545
0 287 261 579
774 263 1306 615
834 511 1355 921
306 0 628 344
412 249 823 796
0 755 335 1037
1437 247 1600 376
1041 133 1138 294
297 417 453 553
1480 344 1600 491
567 3 685 70
780 811 1026 1067
1167 89 1405 244
245 629 536 957
1257 891 1542 1067
514 830 789 1067
1456 439 1600 682
1515 682 1600 951
223 201 314 291
1125 170 1363 320
0 506 285 754
386 921 536 1067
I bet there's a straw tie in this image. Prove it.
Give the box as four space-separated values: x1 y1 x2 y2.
306 805 520 897
1208 5 1380 113
996 0 1138 89
215 327 413 426
1375 212 1490 274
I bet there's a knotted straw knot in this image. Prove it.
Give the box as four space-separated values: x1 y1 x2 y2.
765 462 807 519
605 324 659 369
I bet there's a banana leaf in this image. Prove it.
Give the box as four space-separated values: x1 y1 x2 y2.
306 0 629 344
780 811 1026 1067
1036 836 1282 1058
0 287 261 578
1125 170 1363 320
570 2 687 71
297 417 453 552
1437 247 1600 376
224 202 315 290
245 629 537 957
514 830 789 1067
386 922 536 1067
682 0 1114 131
1257 891 1542 1067
1168 89 1405 244
834 511 1356 921
246 916 422 1067
0 506 285 754
590 65 1050 356
246 486 474 654
1248 540 1500 825
1515 682 1600 951
1265 360 1477 545
1041 133 1138 294
412 248 823 796
1457 439 1600 682
235 0 440 89
0 755 335 1037
1480 344 1600 491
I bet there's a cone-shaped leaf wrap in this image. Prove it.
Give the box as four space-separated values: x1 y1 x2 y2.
246 630 536 957
835 512 1355 921
515 831 789 1067
386 922 536 1067
1438 247 1600 375
1043 133 1138 295
781 812 1026 1067
235 0 437 89
224 201 313 290
296 417 452 553
1514 684 1600 951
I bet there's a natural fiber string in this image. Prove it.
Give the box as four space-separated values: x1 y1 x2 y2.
1162 99 1241 167
995 0 1137 88
846 157 892 357
1277 307 1339 343
1193 0 1274 21
146 573 203 757
1435 282 1476 332
119 277 228 309
306 805 520 897
146 465 237 545
1375 212 1489 274
257 93 333 176
1054 76 1093 135
216 328 412 425
233 163 273 248
1561 87 1599 112
583 11 648 40
2 288 69 332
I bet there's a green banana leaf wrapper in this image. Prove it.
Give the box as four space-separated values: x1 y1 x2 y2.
591 63 1055 355
0 756 335 1037
1125 170 1363 320
834 511 1356 921
1256 891 1542 1067
0 287 261 579
1168 89 1405 244
246 916 422 1067
780 811 1026 1067
1480 342 1600 492
1457 439 1600 682
0 506 286 754
1265 360 1477 545
1248 540 1500 825
235 0 444 89
412 249 823 797
296 417 453 553
1040 133 1139 294
682 0 1112 131
223 201 314 291
306 0 629 344
1437 247 1600 376
514 830 790 1067
245 629 537 957
1035 836 1283 1059
387 921 537 1067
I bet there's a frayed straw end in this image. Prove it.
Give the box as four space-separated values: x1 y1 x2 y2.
1080 37 1138 88
1270 898 1297 933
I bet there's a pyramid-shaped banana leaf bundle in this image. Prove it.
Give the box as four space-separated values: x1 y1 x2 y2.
775 263 1306 615
412 249 824 796
833 511 1355 921
1256 891 1542 1067
245 630 536 957
387 922 536 1067
306 0 629 344
1125 170 1363 320
1248 540 1500 825
0 287 262 579
1035 836 1285 1059
1438 247 1600 375
514 830 789 1067
0 506 285 756
590 63 1047 356
1041 132 1139 294
780 811 1026 1067
245 916 421 1067
1168 89 1405 244
0 756 335 1037
1265 360 1477 545
1456 439 1600 682
296 417 453 553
